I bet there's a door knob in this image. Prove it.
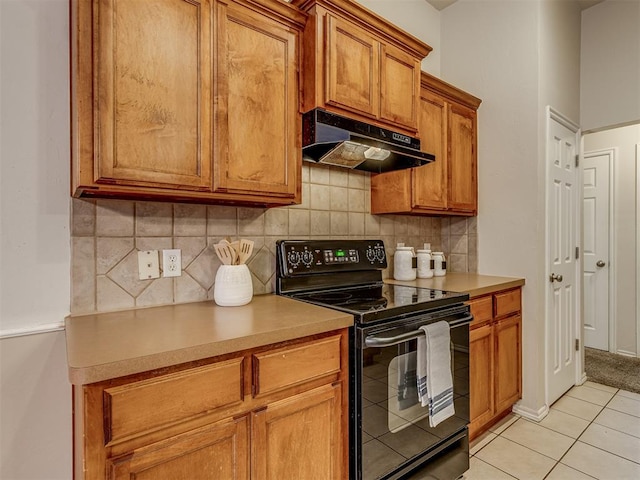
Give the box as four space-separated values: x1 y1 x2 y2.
549 273 563 283
596 260 606 267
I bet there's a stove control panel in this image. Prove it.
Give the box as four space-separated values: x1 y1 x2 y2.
276 239 387 275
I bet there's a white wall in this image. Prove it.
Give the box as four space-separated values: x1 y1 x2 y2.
581 0 640 131
584 124 640 356
0 0 73 478
0 332 72 480
0 0 71 336
358 0 441 75
440 0 549 417
539 0 582 124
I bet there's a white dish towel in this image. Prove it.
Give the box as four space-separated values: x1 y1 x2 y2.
416 320 455 427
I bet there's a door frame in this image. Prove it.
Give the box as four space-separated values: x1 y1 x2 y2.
582 147 616 353
544 106 583 407
636 144 640 358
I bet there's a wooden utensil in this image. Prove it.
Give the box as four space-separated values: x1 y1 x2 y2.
213 243 234 265
238 239 254 264
229 241 240 265
219 239 238 265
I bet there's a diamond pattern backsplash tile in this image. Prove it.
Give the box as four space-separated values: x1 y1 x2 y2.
70 164 476 315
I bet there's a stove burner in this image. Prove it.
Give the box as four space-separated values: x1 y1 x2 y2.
307 292 353 303
339 298 388 311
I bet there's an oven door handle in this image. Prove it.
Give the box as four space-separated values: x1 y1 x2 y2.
363 314 473 348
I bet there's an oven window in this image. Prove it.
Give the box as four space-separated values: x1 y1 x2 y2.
360 326 469 480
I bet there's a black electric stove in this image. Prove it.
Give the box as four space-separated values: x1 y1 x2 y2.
275 239 472 480
275 239 468 323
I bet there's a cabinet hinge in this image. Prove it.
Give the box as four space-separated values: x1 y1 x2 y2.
575 338 580 351
575 246 579 260
575 154 580 167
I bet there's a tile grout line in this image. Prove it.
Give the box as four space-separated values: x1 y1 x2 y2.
473 383 638 479
546 386 619 478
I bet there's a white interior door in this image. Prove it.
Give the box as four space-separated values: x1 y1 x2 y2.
583 150 612 351
546 108 580 406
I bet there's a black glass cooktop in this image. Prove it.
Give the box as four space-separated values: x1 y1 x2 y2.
289 283 468 323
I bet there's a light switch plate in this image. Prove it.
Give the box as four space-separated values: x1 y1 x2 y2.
138 250 160 280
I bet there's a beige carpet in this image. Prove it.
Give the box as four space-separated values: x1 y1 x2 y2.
585 347 640 394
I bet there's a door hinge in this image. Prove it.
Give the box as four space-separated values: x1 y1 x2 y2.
575 246 579 259
575 338 580 351
575 154 580 167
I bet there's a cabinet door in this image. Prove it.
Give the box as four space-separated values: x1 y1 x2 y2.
469 324 494 438
252 383 343 480
447 103 477 213
325 14 380 119
380 45 420 130
93 0 212 190
494 315 522 414
412 90 448 210
379 43 420 130
108 416 249 479
213 1 300 200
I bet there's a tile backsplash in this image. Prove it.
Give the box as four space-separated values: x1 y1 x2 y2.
70 164 477 314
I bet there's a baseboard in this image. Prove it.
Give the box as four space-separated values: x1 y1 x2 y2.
615 349 638 358
512 402 549 422
0 322 65 339
578 372 588 385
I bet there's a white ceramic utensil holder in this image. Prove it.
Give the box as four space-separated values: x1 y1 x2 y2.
214 264 253 306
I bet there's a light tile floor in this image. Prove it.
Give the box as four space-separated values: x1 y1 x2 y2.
464 381 640 480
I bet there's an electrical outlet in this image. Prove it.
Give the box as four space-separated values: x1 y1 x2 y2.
162 249 182 277
138 250 160 280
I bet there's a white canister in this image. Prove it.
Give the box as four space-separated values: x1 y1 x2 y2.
393 244 416 281
417 248 433 278
214 264 253 306
432 252 447 277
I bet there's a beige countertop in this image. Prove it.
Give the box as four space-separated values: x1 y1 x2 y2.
66 274 522 386
65 295 352 386
385 272 525 298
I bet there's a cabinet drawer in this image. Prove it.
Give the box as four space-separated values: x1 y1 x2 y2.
253 335 342 396
104 358 244 444
468 296 493 328
494 288 521 318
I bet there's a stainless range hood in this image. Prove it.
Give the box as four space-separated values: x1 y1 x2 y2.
301 108 435 173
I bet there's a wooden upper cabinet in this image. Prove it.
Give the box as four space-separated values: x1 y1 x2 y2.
371 72 481 216
448 103 477 213
412 90 448 210
293 0 430 134
379 43 421 129
213 0 302 201
76 0 213 191
71 0 305 206
325 14 379 118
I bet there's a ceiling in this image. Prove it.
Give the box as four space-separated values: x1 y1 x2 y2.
426 0 604 11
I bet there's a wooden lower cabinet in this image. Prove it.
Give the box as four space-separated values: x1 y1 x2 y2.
74 330 348 480
252 383 343 479
108 416 250 479
469 324 494 434
495 315 522 414
468 288 522 440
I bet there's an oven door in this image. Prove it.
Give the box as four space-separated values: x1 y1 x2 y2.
354 305 471 480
